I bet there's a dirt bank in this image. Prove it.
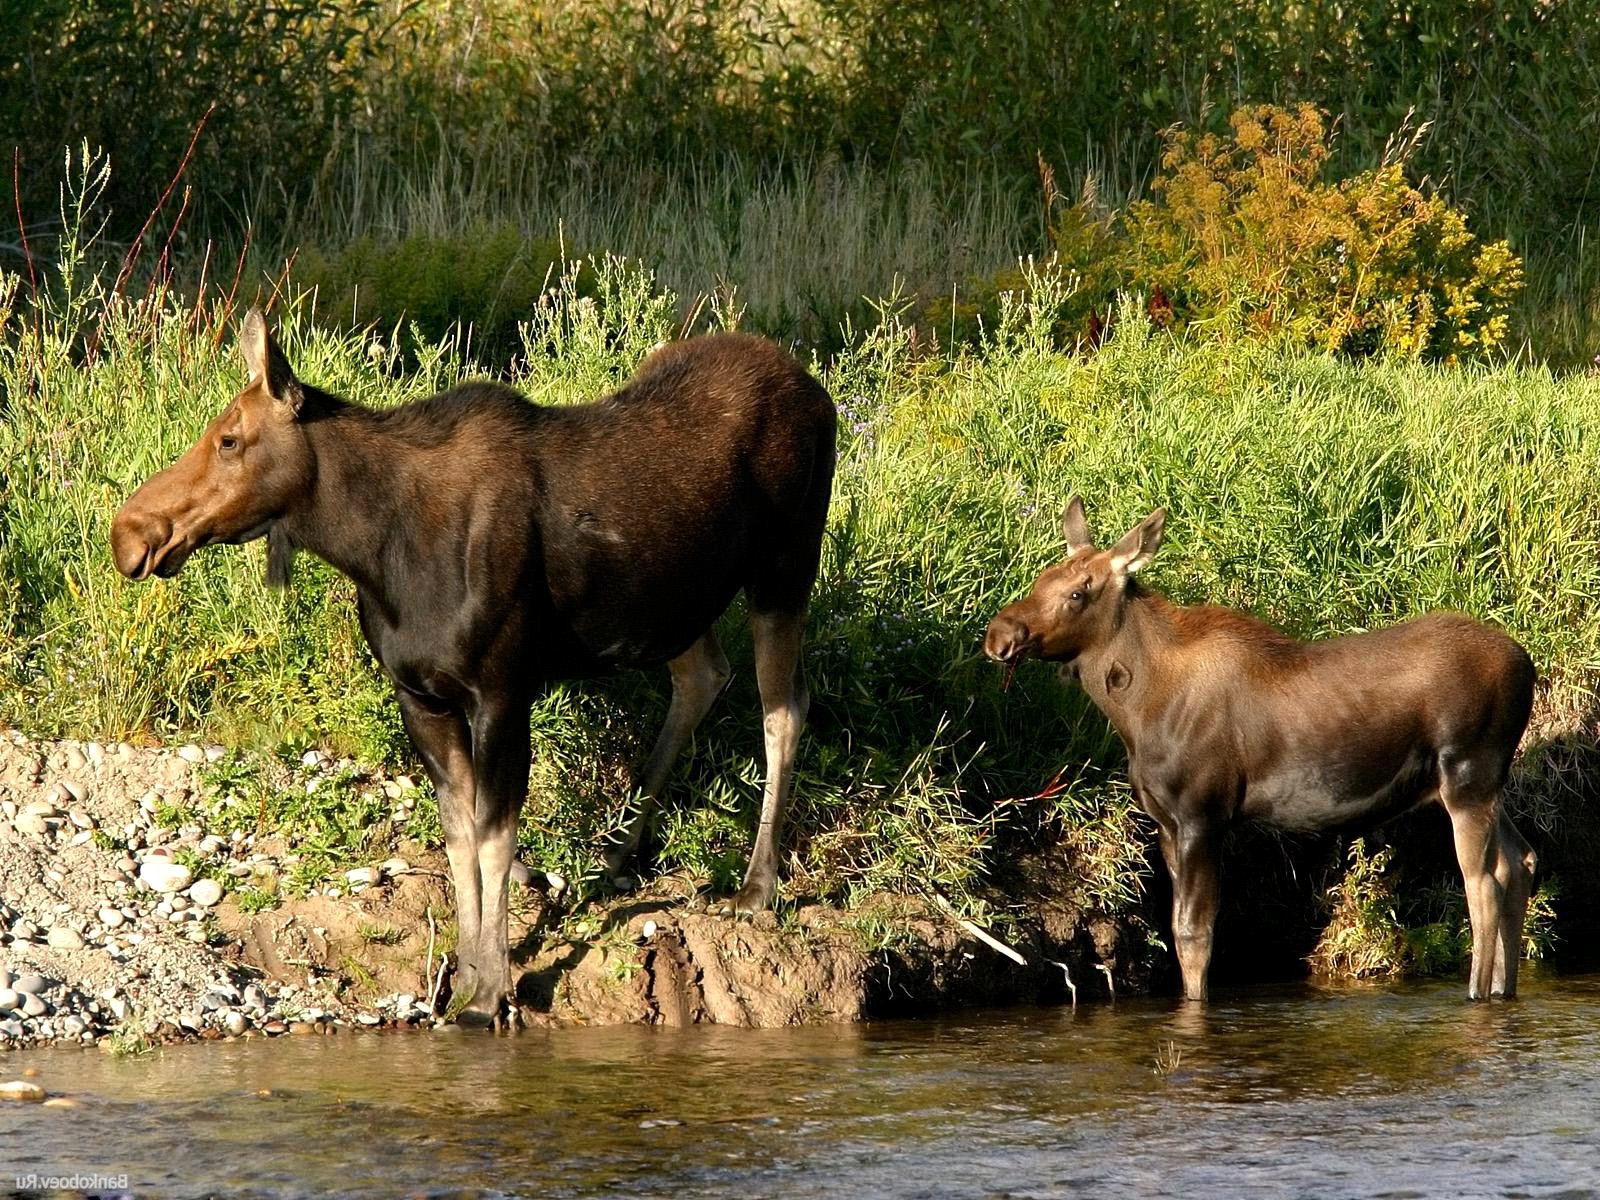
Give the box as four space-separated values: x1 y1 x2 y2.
0 730 1145 1050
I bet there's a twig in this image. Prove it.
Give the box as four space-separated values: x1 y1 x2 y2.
1095 961 1115 1000
424 907 441 1013
933 892 1027 966
1049 959 1078 1007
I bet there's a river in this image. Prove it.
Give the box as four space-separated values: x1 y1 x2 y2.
4 971 1598 1198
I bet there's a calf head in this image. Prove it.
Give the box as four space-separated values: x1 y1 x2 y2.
984 497 1166 669
111 309 311 585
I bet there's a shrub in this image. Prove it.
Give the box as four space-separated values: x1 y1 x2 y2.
290 224 596 365
935 105 1523 361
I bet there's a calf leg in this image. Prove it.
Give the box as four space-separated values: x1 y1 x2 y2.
465 699 532 1028
1161 821 1221 1002
1442 788 1503 1001
719 607 808 915
397 691 481 1010
604 632 731 877
1491 810 1537 998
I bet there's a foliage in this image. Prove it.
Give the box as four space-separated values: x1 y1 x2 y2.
1311 838 1561 979
934 106 1523 360
291 224 596 365
6 190 1600 935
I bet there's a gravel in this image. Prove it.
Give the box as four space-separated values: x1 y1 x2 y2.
0 728 446 1050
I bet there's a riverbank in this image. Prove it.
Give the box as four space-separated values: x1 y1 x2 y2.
1 729 1149 1052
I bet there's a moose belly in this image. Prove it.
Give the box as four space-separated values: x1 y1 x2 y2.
1239 743 1439 833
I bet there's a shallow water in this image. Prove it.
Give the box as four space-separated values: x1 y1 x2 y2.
3 972 1599 1199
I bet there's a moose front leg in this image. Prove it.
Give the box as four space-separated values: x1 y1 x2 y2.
396 691 481 1013
465 699 532 1029
1159 819 1221 1002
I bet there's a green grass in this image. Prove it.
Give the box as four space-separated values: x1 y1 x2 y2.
4 221 1600 941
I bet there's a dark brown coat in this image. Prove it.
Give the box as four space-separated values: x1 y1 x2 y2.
113 312 836 1024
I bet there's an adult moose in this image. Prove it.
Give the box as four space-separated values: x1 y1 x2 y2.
112 310 836 1027
985 498 1537 1003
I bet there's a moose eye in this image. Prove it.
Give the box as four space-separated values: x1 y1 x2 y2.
219 435 239 453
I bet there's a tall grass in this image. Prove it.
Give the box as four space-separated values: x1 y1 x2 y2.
4 219 1600 929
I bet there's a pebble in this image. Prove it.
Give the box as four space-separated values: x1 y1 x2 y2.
177 744 206 764
68 809 94 830
0 1081 47 1103
0 990 18 1012
223 1011 247 1036
380 857 410 877
139 858 194 894
262 1020 287 1035
14 974 48 996
508 861 533 887
345 867 378 888
46 926 85 950
21 994 47 1018
189 878 223 908
99 907 125 928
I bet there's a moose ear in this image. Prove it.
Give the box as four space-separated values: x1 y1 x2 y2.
1107 507 1166 576
1061 495 1092 554
239 308 304 417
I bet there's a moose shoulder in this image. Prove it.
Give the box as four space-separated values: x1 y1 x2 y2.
985 497 1537 1003
112 311 837 1026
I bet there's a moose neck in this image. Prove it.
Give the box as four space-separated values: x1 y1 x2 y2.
278 396 423 614
1074 585 1180 735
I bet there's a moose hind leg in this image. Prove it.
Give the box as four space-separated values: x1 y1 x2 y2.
719 607 808 916
1491 809 1537 998
397 693 482 1010
604 631 731 877
1442 783 1503 1001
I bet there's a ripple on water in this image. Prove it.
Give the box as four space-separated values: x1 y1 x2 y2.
1 973 1598 1198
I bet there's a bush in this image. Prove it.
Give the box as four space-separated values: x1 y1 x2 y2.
291 224 596 365
934 105 1523 361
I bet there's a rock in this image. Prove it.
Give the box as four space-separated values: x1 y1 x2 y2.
108 997 129 1021
204 744 226 762
641 920 658 940
0 1019 22 1039
68 808 94 830
0 990 18 1012
177 744 206 764
139 857 193 894
169 895 190 913
14 974 48 997
0 1080 47 1103
21 994 47 1018
508 861 533 887
99 908 125 928
46 926 85 950
9 920 39 943
223 1010 247 1036
546 871 568 894
58 779 86 803
188 878 223 908
262 1019 287 1035
61 1015 86 1036
42 1097 81 1108
345 867 378 888
14 812 50 837
379 857 410 877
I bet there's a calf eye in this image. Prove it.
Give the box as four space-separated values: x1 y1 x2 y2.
219 435 239 452
1069 590 1086 603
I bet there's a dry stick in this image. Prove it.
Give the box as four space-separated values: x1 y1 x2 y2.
1049 959 1079 1008
90 101 215 360
216 227 253 345
932 892 1027 966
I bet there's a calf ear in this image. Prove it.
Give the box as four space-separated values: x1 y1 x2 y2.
239 308 304 417
1107 507 1166 575
1061 495 1092 553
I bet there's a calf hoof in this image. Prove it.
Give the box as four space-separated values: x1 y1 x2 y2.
713 880 775 918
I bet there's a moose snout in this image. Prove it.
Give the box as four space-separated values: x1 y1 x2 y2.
110 504 172 580
984 612 1032 663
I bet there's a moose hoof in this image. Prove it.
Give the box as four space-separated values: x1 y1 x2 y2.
713 881 775 918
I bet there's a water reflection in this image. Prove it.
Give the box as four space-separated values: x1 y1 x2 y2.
3 973 1598 1199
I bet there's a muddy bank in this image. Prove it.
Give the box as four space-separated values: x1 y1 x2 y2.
0 730 1144 1050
